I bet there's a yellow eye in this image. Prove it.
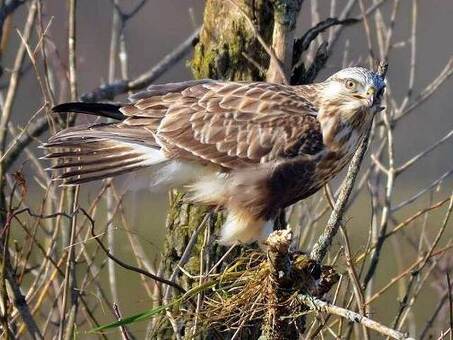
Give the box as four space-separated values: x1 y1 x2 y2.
345 79 357 90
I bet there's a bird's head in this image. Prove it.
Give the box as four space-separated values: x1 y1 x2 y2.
321 67 386 121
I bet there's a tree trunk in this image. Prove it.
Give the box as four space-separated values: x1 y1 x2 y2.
191 0 274 82
157 0 302 338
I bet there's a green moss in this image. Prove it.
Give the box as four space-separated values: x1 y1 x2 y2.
191 0 273 81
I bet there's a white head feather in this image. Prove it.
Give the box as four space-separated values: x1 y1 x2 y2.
320 67 386 117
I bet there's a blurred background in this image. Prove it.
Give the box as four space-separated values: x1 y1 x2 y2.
9 0 452 180
2 0 452 338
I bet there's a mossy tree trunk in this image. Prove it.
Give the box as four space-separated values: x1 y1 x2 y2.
159 0 274 286
191 0 274 81
157 0 302 338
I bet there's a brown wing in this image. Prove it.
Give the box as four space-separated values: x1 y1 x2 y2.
120 80 324 169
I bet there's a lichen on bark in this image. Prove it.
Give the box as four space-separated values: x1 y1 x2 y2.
191 0 274 81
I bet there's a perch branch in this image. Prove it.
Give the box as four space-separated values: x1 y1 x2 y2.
262 230 299 339
310 130 370 262
298 294 413 340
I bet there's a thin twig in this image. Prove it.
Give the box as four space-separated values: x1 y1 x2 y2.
0 0 37 153
340 225 369 340
0 0 28 46
446 272 452 340
82 28 200 102
2 28 200 172
59 1 80 339
420 291 451 339
9 207 188 294
113 303 132 340
395 129 453 175
299 294 412 339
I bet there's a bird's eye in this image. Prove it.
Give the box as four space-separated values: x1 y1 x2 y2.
345 79 357 90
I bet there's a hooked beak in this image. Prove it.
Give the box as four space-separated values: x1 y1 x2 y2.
365 86 377 107
370 85 386 113
366 84 386 108
351 85 386 112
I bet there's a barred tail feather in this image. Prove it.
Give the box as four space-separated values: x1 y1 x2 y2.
43 128 167 185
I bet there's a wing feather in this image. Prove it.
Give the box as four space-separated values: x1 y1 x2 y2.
113 81 324 169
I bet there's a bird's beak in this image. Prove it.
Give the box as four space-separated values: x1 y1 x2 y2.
369 85 386 114
365 86 377 107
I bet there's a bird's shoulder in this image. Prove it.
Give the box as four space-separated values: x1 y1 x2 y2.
122 79 319 118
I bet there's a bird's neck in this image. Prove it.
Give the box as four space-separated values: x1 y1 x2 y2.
318 103 372 152
295 83 373 150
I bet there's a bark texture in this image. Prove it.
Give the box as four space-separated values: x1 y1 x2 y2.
191 0 274 81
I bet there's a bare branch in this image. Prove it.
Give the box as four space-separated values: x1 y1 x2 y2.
112 303 132 340
0 0 28 47
299 294 413 339
81 28 200 102
0 0 37 153
396 129 453 175
310 127 371 262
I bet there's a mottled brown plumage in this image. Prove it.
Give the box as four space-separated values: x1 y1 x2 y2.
44 67 385 244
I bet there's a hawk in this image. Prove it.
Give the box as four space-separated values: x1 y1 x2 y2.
44 67 385 245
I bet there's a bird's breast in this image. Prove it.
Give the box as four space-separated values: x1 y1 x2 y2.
313 143 355 185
